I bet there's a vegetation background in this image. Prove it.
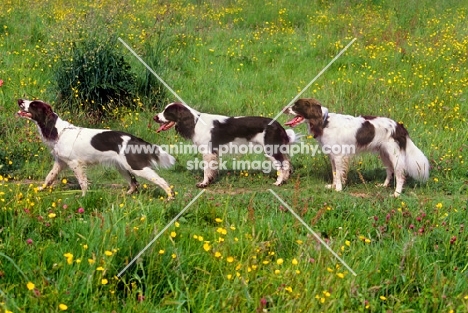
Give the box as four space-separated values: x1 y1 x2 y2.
0 0 467 312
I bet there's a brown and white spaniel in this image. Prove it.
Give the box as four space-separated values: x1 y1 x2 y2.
17 99 175 198
285 98 429 196
154 102 297 187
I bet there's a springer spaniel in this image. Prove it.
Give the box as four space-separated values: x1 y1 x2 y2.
153 102 297 187
285 98 429 196
17 99 175 198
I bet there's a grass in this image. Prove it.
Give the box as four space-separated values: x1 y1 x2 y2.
1 0 467 312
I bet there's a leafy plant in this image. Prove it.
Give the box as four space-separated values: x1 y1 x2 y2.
53 34 138 118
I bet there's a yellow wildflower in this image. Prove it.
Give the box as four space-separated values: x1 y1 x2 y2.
63 253 73 265
203 242 211 251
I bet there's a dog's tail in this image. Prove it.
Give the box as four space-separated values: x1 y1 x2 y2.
286 129 302 144
154 147 176 169
404 138 429 182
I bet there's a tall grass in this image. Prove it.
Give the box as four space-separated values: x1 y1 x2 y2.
0 0 467 312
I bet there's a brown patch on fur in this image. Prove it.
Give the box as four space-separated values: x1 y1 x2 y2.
355 121 375 146
393 123 408 150
292 98 326 138
362 115 377 120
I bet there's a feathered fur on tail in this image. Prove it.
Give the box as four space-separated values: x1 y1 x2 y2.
154 148 176 169
405 138 429 182
286 129 302 144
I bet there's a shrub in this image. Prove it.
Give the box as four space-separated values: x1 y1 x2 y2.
53 35 137 118
52 34 170 119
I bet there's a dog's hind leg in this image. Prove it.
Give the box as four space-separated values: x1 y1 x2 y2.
379 150 394 187
265 154 290 186
380 145 405 196
131 167 174 199
117 167 139 194
392 155 406 197
277 158 291 185
38 158 67 191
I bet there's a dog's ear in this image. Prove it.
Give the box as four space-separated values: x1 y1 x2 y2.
293 98 323 119
44 105 57 124
31 101 56 124
295 98 326 137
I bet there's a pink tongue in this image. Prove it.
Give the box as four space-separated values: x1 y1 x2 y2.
285 116 304 127
156 124 167 133
156 121 175 133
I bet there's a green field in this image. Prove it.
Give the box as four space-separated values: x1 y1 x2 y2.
1 0 467 312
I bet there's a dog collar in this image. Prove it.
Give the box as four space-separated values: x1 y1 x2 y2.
194 113 201 125
57 126 80 141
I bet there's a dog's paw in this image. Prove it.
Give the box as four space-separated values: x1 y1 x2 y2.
37 184 48 192
126 187 138 195
325 184 343 191
273 180 284 186
196 182 209 188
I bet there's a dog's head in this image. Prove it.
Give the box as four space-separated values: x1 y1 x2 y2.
17 99 57 124
153 102 199 134
285 98 329 138
17 99 59 141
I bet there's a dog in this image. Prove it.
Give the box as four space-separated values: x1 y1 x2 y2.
285 98 429 196
153 102 297 187
17 99 175 198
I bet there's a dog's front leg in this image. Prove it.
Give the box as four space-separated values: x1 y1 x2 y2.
68 161 88 196
196 153 218 188
326 155 349 191
325 155 338 190
38 159 66 191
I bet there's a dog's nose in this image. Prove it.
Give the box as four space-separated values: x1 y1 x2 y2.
18 99 24 106
153 115 160 122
